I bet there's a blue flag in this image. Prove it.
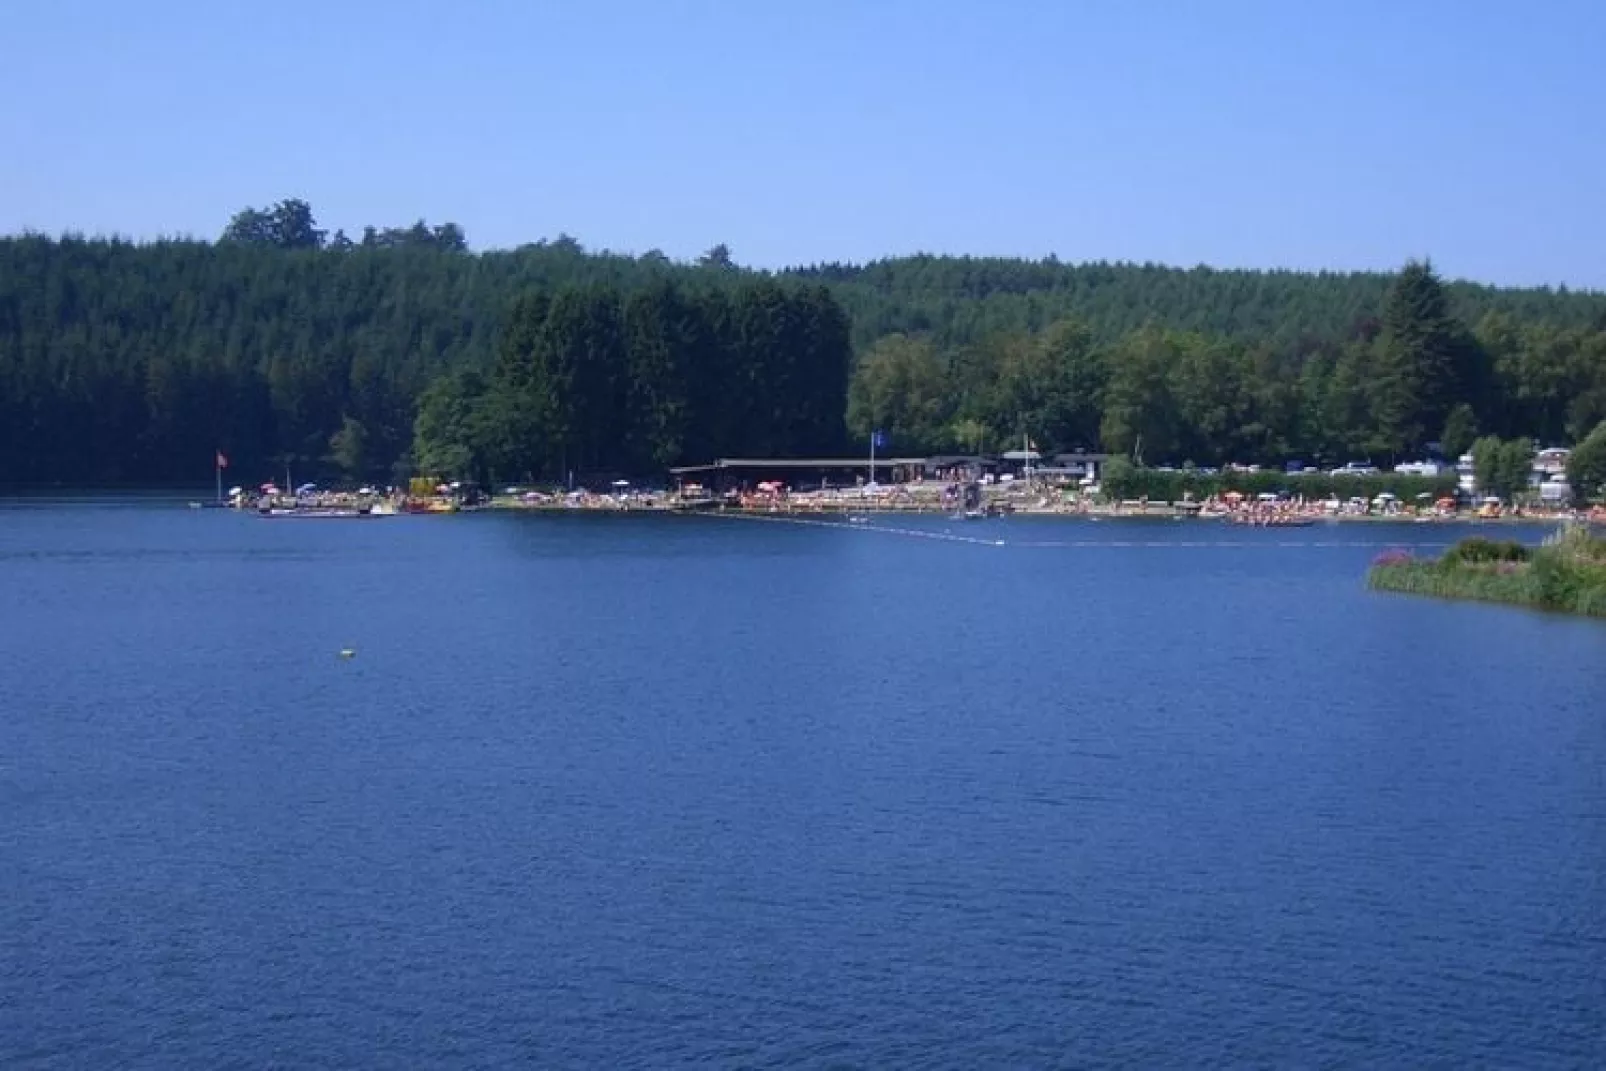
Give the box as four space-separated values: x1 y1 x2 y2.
872 429 888 450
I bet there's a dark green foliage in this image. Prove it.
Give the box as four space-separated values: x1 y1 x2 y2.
698 244 736 270
845 334 964 453
1440 403 1480 460
1441 538 1530 566
423 279 851 482
5 206 1606 485
621 283 691 470
1100 328 1183 463
1368 526 1606 618
360 221 467 252
1567 421 1606 505
0 226 850 484
221 198 326 249
788 255 1606 352
412 370 491 482
1531 527 1606 614
1471 436 1536 501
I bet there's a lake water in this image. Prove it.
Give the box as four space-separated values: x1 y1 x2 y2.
3 502 1604 1068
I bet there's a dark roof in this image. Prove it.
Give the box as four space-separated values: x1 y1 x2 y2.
669 457 923 474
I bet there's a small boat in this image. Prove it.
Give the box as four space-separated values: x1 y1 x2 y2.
962 509 987 520
257 506 380 519
1228 515 1315 528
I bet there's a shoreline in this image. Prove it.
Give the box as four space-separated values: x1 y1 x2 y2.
481 497 1581 525
1368 528 1606 618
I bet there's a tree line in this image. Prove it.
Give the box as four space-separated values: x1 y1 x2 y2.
412 279 849 483
1 199 1604 490
849 262 1606 471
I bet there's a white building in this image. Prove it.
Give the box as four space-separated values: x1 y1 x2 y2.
1534 447 1570 477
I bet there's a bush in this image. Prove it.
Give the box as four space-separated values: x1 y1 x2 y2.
1368 526 1606 618
1567 421 1606 506
1548 522 1606 563
1442 537 1531 566
1367 559 1537 604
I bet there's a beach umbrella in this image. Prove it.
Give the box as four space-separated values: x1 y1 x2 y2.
612 479 631 488
261 482 279 493
227 486 243 497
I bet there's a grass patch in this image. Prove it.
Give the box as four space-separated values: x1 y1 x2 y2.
1368 526 1606 618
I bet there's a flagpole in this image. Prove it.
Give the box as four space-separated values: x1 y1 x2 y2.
869 429 875 487
216 456 222 503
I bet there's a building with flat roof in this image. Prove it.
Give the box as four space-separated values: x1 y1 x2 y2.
668 457 927 490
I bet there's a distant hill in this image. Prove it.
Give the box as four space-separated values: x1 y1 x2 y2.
3 213 1604 484
786 255 1606 349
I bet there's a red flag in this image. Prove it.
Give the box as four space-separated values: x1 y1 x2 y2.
216 450 229 469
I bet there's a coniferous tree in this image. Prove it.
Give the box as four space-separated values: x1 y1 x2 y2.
1372 260 1462 456
1566 421 1606 504
5 214 1606 485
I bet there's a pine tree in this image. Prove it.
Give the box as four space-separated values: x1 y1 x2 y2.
1372 260 1461 457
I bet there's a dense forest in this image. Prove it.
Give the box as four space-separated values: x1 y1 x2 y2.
848 263 1606 466
1 198 1604 486
413 280 849 485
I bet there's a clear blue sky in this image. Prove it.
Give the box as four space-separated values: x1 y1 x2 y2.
4 0 1603 287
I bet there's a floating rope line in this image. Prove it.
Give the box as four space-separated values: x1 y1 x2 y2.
684 510 1456 550
699 509 1008 546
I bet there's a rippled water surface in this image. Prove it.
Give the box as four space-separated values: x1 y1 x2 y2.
4 503 1604 1067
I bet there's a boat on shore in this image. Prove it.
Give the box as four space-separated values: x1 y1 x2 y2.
256 506 388 519
1226 514 1315 528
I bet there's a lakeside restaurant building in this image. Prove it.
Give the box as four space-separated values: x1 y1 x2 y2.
668 456 928 492
669 452 1110 492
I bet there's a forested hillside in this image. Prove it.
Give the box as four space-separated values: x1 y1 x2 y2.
2 199 1604 485
795 256 1606 350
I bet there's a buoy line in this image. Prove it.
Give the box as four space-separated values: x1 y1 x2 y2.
697 509 1008 546
680 510 1455 550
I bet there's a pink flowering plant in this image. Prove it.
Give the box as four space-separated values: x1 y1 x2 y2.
1372 548 1413 568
